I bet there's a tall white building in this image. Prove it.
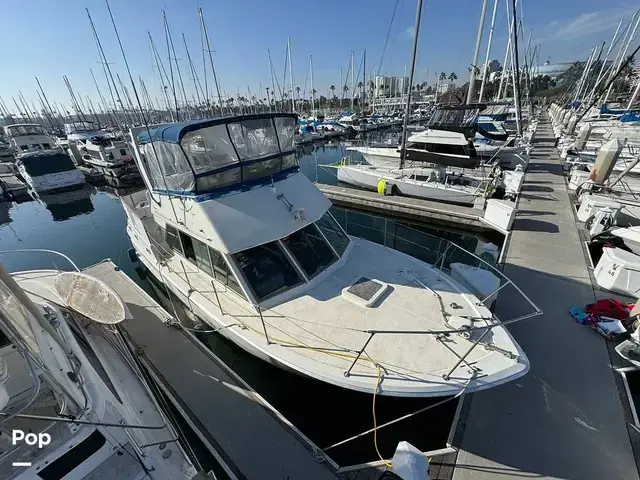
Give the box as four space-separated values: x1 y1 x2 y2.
374 76 409 97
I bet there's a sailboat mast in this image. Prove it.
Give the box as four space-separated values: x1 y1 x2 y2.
586 19 622 105
478 0 499 102
268 50 277 111
509 0 522 137
162 11 180 121
604 12 640 104
497 0 517 100
164 11 191 120
350 51 355 111
399 0 424 169
149 32 176 122
199 7 225 115
466 0 488 103
287 37 295 113
182 33 204 113
36 77 60 130
310 55 315 118
87 8 126 130
362 50 366 112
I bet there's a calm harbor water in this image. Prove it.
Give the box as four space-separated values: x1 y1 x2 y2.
0 140 501 467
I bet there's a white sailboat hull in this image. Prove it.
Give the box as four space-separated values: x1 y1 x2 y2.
337 165 477 205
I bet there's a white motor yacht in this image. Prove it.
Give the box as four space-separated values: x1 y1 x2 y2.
120 113 539 398
3 124 57 154
0 254 199 479
65 122 140 187
15 150 85 194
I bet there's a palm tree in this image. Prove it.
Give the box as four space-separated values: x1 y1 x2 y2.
448 72 457 91
439 72 447 90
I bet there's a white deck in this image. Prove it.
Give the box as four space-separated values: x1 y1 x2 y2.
135 233 528 397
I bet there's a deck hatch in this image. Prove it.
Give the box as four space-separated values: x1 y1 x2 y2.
342 277 388 307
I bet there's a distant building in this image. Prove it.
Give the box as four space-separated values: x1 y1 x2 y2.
374 76 409 97
437 83 455 94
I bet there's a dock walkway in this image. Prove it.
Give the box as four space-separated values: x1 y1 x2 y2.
453 116 638 479
83 261 339 480
317 184 490 232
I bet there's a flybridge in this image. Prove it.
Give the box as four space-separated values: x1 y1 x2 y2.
131 113 299 198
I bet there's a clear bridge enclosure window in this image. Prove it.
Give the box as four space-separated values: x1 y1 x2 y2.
274 116 295 150
227 119 280 160
142 141 194 192
181 124 239 174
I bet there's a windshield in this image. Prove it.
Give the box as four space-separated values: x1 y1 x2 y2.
232 241 303 301
315 212 350 256
282 224 336 278
19 153 77 176
6 125 46 136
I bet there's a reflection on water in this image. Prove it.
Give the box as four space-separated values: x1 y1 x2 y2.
36 186 96 221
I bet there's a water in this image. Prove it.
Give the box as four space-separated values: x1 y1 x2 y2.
0 141 502 467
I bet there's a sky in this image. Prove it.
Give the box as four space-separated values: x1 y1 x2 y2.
0 0 637 114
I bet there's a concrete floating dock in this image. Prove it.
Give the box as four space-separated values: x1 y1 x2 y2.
83 261 339 480
453 115 639 479
317 184 493 233
0 174 28 199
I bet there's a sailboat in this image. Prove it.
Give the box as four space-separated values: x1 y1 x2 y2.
120 112 537 398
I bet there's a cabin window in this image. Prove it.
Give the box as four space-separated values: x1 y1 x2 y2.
42 143 51 149
190 237 213 277
20 145 28 150
232 241 302 301
31 144 40 149
282 224 336 278
179 231 195 261
315 212 350 256
165 224 183 255
120 149 127 156
208 247 245 298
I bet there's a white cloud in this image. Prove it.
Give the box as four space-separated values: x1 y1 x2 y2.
539 6 637 42
404 25 415 38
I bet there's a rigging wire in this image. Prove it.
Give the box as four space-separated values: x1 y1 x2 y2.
377 0 401 76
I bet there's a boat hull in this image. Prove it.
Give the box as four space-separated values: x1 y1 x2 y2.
337 165 477 205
